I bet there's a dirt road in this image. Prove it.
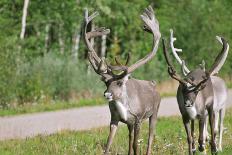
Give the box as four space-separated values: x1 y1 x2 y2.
0 90 231 140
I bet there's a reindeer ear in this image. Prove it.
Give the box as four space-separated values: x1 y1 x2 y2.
199 60 205 71
122 74 130 84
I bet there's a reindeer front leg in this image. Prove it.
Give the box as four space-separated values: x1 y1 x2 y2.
208 109 218 154
183 119 193 155
104 121 118 155
133 121 141 155
191 120 196 154
127 124 134 155
198 117 206 153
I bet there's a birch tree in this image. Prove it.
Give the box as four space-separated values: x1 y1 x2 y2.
72 24 82 59
59 23 65 54
20 0 30 39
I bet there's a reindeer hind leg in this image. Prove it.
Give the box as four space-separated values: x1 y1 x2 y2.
218 107 225 151
146 113 158 155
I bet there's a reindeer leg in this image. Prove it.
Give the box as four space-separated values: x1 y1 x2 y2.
214 112 219 135
208 109 218 154
183 119 193 155
204 116 209 142
133 121 141 155
218 107 225 151
198 117 206 152
104 121 118 155
146 114 157 155
191 120 196 154
127 124 134 155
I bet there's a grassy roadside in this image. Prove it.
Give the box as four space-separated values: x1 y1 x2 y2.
0 109 231 155
0 93 175 117
0 98 105 117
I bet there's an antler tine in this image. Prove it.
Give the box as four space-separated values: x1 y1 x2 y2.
181 60 188 76
115 57 123 66
127 5 161 73
114 53 131 66
208 36 229 75
125 53 131 65
84 9 99 24
170 29 190 74
162 38 187 85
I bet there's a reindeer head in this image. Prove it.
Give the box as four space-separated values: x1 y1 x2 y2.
83 6 161 101
162 30 229 107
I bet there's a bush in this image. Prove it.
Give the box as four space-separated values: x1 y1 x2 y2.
3 52 104 106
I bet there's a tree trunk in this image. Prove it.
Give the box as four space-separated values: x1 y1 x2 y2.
20 0 30 39
59 23 65 54
44 23 50 54
72 23 82 59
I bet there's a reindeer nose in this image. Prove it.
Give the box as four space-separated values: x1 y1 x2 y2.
104 92 112 97
104 92 113 101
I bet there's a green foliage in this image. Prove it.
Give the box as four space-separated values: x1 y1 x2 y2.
0 0 232 106
14 53 104 104
1 108 232 154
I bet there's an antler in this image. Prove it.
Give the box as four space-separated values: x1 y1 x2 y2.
162 38 187 85
170 29 190 74
83 9 110 74
208 36 229 75
162 38 205 87
126 6 161 73
84 9 129 79
84 6 161 80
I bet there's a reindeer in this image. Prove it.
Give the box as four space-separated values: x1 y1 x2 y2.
169 30 229 152
83 6 161 155
162 30 229 155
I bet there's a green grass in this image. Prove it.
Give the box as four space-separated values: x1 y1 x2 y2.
0 109 231 155
0 98 105 117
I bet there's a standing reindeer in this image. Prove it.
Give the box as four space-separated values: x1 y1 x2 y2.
83 6 161 155
162 30 229 155
169 29 229 152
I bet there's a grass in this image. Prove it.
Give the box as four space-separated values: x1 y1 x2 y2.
0 98 105 117
0 109 231 155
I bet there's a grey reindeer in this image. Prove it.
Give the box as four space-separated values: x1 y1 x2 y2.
169 29 229 152
83 6 161 155
162 30 229 155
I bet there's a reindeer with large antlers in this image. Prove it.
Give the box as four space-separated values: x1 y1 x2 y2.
162 30 229 155
83 6 161 155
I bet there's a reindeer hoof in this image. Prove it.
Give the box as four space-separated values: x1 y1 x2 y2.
198 144 205 152
210 142 218 154
211 147 218 155
192 148 196 154
103 151 110 155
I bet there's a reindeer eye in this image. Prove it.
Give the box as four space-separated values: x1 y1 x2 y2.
117 81 123 86
190 77 195 81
